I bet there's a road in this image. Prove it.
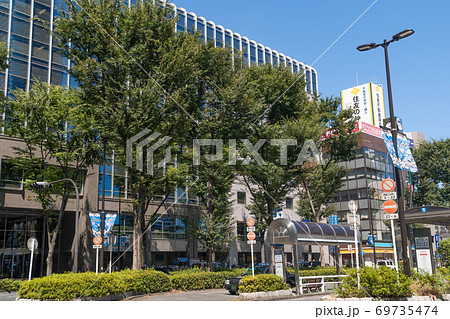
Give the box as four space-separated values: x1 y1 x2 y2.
0 292 18 301
130 289 328 301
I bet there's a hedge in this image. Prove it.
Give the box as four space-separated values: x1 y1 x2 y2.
238 274 289 293
18 269 171 300
337 267 412 299
0 279 22 292
171 269 243 291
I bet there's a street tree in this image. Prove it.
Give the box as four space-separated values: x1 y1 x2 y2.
54 0 203 269
181 43 253 270
437 238 450 267
3 82 102 275
411 139 450 207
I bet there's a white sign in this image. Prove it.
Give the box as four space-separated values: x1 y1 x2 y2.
247 240 256 245
348 200 358 213
416 249 433 275
275 254 283 263
384 213 399 220
382 192 397 200
275 263 284 278
246 226 255 232
27 237 38 251
347 213 360 225
93 244 102 249
415 237 430 249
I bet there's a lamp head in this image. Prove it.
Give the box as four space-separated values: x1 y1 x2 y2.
392 29 415 41
357 43 376 51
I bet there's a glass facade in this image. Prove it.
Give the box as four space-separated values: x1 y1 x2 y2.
332 146 395 244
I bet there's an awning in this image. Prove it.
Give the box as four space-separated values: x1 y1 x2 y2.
404 206 450 226
340 248 394 254
266 218 357 246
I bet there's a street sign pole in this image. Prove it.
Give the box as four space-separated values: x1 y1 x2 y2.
27 238 37 281
250 241 254 277
96 246 99 275
391 219 399 272
349 200 360 290
246 218 256 277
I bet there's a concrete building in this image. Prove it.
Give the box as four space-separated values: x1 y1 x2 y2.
0 0 317 277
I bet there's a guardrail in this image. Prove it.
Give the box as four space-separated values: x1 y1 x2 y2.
298 275 348 294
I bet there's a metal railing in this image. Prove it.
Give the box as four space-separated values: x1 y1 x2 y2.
298 275 348 294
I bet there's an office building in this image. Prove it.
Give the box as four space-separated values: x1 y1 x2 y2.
0 0 317 277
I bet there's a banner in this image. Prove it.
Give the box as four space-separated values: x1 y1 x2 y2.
89 212 118 238
341 83 386 128
381 129 418 173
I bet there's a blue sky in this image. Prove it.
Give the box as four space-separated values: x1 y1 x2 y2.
173 0 449 141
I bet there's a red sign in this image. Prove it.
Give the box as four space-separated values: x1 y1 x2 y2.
93 236 102 245
246 218 256 227
383 200 398 214
381 179 396 192
247 232 256 241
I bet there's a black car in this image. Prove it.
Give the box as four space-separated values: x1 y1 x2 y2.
224 266 295 295
301 261 321 268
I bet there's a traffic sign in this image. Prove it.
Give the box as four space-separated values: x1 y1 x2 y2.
382 192 397 200
384 213 399 220
93 244 102 249
246 218 255 227
381 179 396 192
93 236 102 245
348 200 358 213
27 237 38 251
247 231 256 241
383 200 398 214
246 226 255 232
247 240 256 244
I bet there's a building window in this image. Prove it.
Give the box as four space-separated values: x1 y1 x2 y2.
285 197 293 209
0 159 23 189
237 191 246 204
151 216 186 239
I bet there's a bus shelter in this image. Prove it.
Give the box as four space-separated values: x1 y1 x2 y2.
266 218 358 294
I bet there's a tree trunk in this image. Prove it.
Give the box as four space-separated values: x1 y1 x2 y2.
132 209 143 270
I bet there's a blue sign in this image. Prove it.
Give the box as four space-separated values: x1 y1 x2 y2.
421 207 427 213
367 235 374 246
178 257 189 263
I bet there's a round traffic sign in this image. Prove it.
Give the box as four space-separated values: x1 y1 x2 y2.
348 200 358 213
27 237 38 251
383 200 398 214
93 236 102 245
246 218 255 227
247 231 256 241
381 179 396 192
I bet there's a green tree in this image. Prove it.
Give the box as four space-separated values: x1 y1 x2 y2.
293 97 358 263
54 0 200 269
237 64 316 262
3 82 102 275
411 139 450 207
181 42 252 270
0 41 9 71
437 238 450 267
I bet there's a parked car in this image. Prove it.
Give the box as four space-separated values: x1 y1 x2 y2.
141 265 171 275
224 266 295 295
376 259 395 269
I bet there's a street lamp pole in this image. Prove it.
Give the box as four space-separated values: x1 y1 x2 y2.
357 29 414 276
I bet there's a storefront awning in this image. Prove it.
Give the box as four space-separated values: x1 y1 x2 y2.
404 206 450 226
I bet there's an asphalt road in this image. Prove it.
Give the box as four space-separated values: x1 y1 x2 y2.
0 292 18 301
130 289 328 301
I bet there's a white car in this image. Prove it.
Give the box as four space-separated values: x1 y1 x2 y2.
376 259 396 269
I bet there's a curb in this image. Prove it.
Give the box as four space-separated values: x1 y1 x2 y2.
321 294 450 301
239 289 293 301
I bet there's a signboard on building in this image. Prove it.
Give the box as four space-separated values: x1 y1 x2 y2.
341 83 386 128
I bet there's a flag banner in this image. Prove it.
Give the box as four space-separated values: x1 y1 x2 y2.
89 212 118 238
382 129 418 173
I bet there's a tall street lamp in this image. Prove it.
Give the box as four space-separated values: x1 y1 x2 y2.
32 179 80 273
357 29 414 276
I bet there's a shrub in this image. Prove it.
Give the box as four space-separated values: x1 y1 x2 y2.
171 270 239 291
18 269 171 300
337 267 412 299
238 274 289 293
411 271 447 297
0 279 22 292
